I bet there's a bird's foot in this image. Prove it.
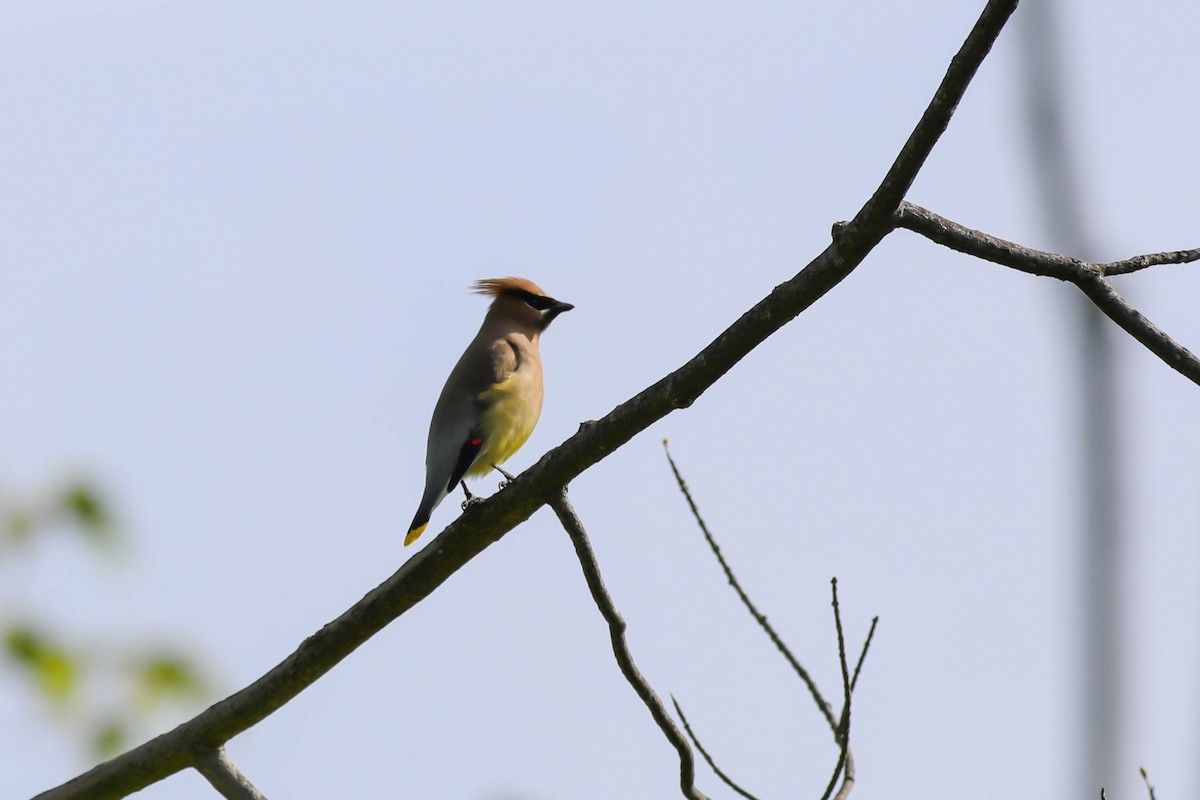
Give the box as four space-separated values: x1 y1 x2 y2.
459 479 482 511
492 464 516 490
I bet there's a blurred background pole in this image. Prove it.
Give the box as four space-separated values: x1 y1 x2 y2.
1017 1 1126 795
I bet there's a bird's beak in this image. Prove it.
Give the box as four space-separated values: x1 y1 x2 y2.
543 299 574 325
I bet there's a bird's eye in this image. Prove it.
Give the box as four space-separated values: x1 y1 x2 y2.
518 291 556 311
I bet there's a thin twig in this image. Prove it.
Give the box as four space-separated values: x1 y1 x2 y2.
1101 249 1200 276
664 441 838 731
817 579 852 800
831 580 851 738
821 747 850 800
850 617 879 694
671 697 761 800
893 201 1200 283
893 202 1200 387
548 489 709 800
830 752 855 800
1139 767 1157 800
831 605 879 800
666 443 882 800
193 748 268 800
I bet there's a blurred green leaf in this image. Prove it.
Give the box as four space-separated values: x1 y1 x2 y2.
92 720 127 758
4 625 79 704
7 509 32 540
61 483 113 540
3 476 213 762
0 479 120 556
37 650 77 702
135 653 209 708
5 626 41 664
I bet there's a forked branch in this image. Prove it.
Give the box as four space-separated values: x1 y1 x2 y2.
893 202 1200 386
549 489 709 800
665 443 879 800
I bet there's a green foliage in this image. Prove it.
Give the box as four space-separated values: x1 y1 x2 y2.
61 482 115 542
1 476 214 760
134 653 208 709
1 479 116 552
4 626 78 704
92 719 126 759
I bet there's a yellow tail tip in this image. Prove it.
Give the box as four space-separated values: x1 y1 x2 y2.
405 523 428 547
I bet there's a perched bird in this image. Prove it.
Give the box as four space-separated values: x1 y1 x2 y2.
405 278 574 546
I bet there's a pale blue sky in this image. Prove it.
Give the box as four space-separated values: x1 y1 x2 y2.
3 1 1198 798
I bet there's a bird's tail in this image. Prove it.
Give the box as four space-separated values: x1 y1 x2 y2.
405 515 430 546
407 470 451 546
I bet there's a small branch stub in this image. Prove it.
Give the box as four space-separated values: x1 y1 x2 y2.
193 748 268 800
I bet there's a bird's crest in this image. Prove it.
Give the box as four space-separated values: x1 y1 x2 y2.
473 277 547 298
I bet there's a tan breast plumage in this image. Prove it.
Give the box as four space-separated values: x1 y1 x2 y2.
469 366 544 476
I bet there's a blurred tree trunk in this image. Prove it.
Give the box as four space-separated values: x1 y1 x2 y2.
1018 1 1127 795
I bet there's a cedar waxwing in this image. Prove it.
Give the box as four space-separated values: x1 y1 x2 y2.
405 278 573 546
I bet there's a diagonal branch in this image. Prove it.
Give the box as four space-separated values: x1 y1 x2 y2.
32 4 1018 798
836 0 1019 248
663 442 838 731
831 616 877 800
850 617 880 694
193 748 268 800
1100 249 1200 277
670 697 761 800
819 579 853 800
548 490 709 800
1139 767 1157 800
894 201 1200 281
893 202 1200 386
665 443 879 800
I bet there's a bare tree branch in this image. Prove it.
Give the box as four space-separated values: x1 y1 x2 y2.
1099 250 1200 277
665 443 880 800
831 579 852 740
663 442 838 730
834 0 1019 251
850 617 880 694
818 579 852 800
895 202 1200 280
832 616 877 800
193 748 268 800
1139 767 1158 800
670 697 761 800
548 490 709 800
32 3 1020 798
892 202 1200 386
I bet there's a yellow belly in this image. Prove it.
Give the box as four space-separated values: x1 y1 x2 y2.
468 369 543 476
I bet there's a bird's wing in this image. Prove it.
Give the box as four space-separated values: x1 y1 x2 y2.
444 431 484 493
439 336 520 491
483 336 521 387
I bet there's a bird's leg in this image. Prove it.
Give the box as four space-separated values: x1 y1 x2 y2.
459 480 484 511
492 464 516 490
